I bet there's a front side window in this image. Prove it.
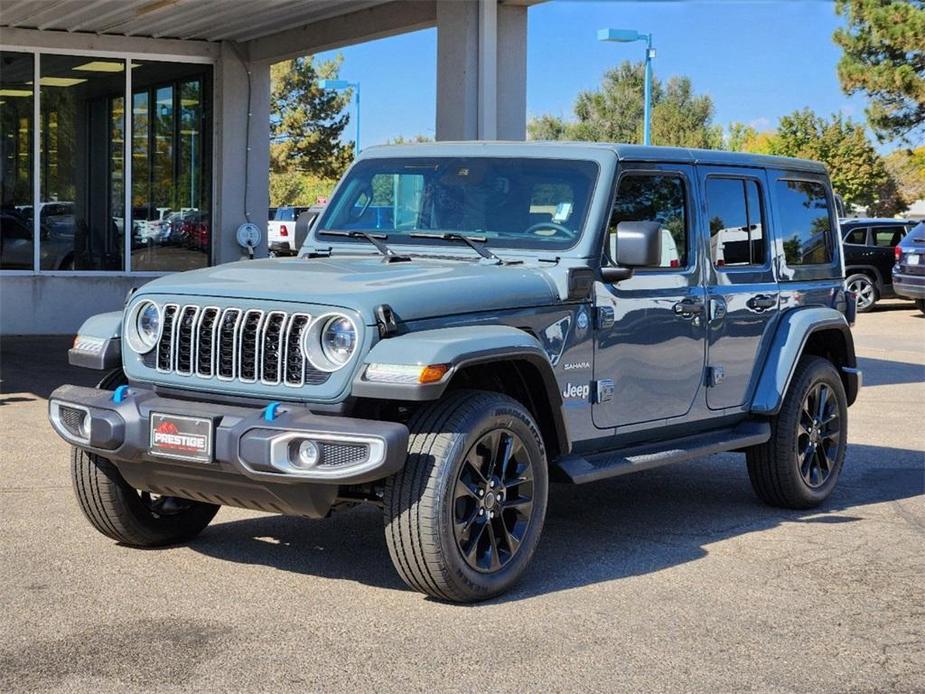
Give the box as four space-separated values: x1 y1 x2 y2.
318 157 598 251
776 179 834 266
706 177 766 267
609 174 687 268
843 227 867 245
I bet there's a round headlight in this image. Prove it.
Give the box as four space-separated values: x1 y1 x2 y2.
127 300 161 353
302 313 358 372
321 316 356 366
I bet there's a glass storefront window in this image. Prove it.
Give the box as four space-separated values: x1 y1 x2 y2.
39 54 126 270
131 60 211 271
1 51 34 269
1 53 211 274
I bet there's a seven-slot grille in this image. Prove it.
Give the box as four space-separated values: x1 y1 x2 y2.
154 304 329 386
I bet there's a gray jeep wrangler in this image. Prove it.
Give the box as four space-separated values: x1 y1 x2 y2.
49 143 861 603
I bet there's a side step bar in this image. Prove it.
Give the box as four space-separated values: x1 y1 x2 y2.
554 421 771 485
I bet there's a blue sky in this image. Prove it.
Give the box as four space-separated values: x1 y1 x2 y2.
314 1 880 149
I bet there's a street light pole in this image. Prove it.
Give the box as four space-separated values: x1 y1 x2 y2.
353 82 360 157
643 34 653 146
597 28 656 146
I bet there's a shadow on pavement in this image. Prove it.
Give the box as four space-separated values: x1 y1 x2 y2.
188 443 924 603
856 356 925 387
0 336 99 399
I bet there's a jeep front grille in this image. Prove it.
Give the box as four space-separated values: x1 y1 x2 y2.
154 304 329 387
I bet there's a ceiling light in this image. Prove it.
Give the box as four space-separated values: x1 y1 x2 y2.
40 77 88 87
73 61 124 72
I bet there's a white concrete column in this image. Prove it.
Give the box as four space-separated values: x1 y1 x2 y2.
436 0 527 141
436 0 480 140
496 2 527 140
213 42 271 263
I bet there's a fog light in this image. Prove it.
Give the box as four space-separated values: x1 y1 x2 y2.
294 439 320 469
78 413 91 440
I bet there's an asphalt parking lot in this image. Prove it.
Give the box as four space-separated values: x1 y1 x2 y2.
1 302 922 693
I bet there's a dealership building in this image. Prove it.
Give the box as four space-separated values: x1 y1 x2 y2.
0 0 536 334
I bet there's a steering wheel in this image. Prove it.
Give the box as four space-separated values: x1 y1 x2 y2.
525 221 576 239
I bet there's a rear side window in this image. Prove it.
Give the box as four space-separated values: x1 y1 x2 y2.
843 227 867 245
775 180 834 266
610 174 688 269
872 226 906 247
706 177 766 267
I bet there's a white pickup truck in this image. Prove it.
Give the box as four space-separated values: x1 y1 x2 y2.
268 206 314 255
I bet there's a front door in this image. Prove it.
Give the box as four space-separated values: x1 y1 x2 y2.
592 164 707 430
699 167 780 410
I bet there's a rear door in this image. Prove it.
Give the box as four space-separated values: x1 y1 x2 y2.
698 166 780 410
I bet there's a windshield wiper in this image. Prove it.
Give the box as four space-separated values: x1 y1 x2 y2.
317 230 410 263
409 232 506 264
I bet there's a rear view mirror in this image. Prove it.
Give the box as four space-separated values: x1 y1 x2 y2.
613 221 662 267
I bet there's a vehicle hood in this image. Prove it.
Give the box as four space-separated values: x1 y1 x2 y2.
138 254 561 324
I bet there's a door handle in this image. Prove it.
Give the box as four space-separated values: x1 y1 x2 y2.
673 298 704 317
747 295 777 311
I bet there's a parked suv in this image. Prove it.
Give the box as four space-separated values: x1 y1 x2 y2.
841 217 917 311
892 221 925 314
50 143 860 602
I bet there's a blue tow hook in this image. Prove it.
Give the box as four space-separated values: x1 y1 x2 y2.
112 385 129 403
263 401 282 421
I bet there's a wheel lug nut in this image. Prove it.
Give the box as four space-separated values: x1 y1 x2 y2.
489 510 495 519
479 508 485 516
489 480 495 488
478 489 484 497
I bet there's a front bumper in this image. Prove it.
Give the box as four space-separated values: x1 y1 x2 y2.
892 271 925 300
48 384 409 518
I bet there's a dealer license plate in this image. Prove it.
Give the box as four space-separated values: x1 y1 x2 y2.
149 412 213 462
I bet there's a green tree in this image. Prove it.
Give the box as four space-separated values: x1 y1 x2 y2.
834 0 925 144
527 61 721 148
884 146 925 203
270 55 353 180
767 108 905 213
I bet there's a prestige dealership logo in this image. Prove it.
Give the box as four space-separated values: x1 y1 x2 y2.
153 420 208 454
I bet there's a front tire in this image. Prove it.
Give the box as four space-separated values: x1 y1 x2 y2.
71 449 219 546
383 391 549 602
746 356 848 509
845 273 878 312
71 367 220 546
916 299 925 316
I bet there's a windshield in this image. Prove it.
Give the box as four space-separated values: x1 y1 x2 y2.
315 157 599 251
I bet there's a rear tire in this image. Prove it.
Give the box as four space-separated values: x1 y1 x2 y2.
383 390 548 602
845 273 878 312
746 356 848 509
71 367 219 546
916 299 925 316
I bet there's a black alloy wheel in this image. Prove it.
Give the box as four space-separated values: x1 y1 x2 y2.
452 429 535 573
797 382 842 488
